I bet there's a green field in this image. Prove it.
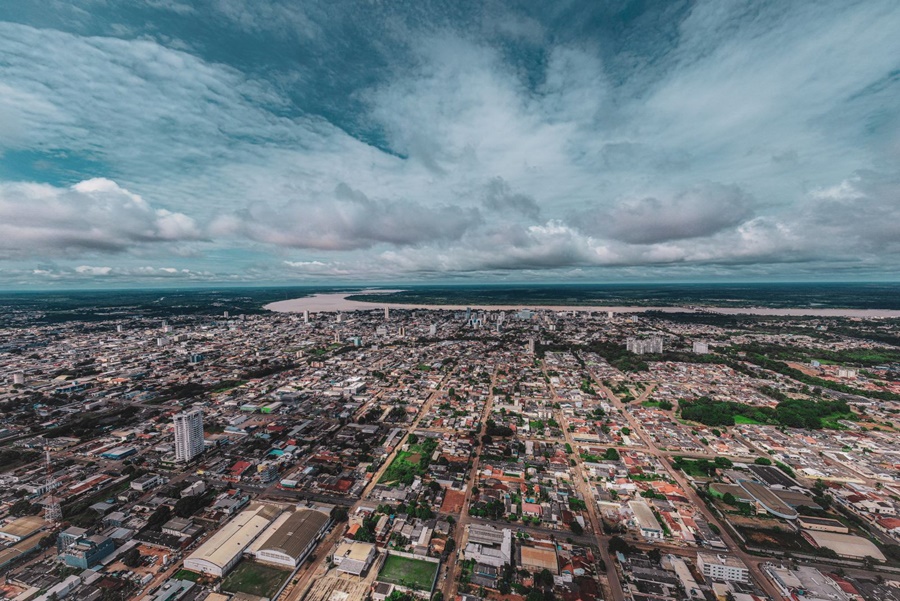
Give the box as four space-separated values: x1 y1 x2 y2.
172 569 201 582
377 553 438 591
733 415 763 425
379 438 438 484
221 561 292 598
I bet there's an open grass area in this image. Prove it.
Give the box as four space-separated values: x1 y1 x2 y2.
221 561 291 598
379 438 438 484
377 553 438 591
821 412 856 429
733 415 763 425
172 569 201 582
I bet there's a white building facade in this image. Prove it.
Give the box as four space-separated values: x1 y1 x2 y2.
173 409 204 462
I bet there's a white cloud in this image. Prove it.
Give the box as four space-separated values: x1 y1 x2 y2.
1 1 899 283
0 178 202 259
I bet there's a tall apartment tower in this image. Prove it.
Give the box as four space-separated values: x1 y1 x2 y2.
384 306 390 321
174 409 205 462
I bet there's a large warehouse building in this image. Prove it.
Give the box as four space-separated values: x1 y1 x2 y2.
184 504 282 577
250 508 331 568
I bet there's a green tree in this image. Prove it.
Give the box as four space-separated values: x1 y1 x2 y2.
121 547 142 568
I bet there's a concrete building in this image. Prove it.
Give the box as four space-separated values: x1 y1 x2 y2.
696 552 749 583
464 525 512 568
148 579 196 601
626 337 663 355
181 480 206 498
692 341 709 355
797 516 849 533
131 473 163 492
765 565 852 601
174 409 205 463
333 541 377 575
60 533 115 569
629 501 664 539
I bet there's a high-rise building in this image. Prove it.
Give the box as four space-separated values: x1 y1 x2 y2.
174 409 205 462
692 341 709 355
429 324 437 336
527 338 536 355
626 337 663 355
303 310 310 323
384 306 390 321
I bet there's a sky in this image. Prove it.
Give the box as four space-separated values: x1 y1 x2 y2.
1 0 899 287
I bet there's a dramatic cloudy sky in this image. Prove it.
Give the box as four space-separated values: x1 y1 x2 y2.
1 0 899 286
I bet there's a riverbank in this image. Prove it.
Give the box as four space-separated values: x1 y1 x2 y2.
264 292 900 318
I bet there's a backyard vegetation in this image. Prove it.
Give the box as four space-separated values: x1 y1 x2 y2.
380 436 439 484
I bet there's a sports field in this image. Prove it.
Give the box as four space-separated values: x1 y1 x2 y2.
377 553 438 591
221 561 292 598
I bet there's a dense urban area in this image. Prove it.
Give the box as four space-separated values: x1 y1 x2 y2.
3 300 900 601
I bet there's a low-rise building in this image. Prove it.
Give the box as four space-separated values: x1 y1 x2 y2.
333 541 377 575
696 552 749 583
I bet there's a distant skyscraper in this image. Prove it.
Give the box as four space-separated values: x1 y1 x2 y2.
527 338 536 355
303 310 310 323
429 324 437 336
174 409 205 462
692 341 709 355
385 306 390 321
12 372 25 385
465 307 471 321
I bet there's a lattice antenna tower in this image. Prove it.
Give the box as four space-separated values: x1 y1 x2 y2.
43 445 62 524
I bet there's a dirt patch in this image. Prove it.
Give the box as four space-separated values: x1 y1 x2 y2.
441 489 466 514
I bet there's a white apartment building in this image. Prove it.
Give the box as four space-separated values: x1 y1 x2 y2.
697 552 749 583
173 409 204 462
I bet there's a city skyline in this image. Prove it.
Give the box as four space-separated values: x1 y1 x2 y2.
1 1 899 287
